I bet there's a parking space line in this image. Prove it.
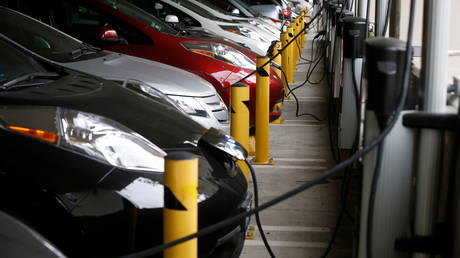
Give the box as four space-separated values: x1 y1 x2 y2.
274 158 327 162
244 240 328 248
253 165 327 170
256 225 330 232
269 124 322 127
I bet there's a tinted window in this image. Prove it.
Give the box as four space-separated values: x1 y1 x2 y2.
174 0 225 21
0 8 88 63
97 0 177 34
0 40 46 85
247 0 277 5
130 0 201 27
230 0 259 16
56 2 153 46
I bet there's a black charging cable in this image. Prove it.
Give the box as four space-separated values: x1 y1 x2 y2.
217 4 326 94
287 33 328 95
119 1 414 256
366 0 416 257
246 160 276 258
280 67 325 121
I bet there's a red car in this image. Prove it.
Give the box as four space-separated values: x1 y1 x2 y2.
9 0 283 124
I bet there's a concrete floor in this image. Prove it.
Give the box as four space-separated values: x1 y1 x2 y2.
238 37 357 258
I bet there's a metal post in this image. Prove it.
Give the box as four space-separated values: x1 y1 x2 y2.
164 152 198 258
281 32 292 93
375 0 389 37
389 0 401 38
253 56 273 165
357 0 367 18
414 1 451 258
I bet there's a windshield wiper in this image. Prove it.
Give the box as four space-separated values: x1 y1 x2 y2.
70 43 101 60
0 72 60 90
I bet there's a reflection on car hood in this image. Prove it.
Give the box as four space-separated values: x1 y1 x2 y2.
64 52 217 97
0 71 207 149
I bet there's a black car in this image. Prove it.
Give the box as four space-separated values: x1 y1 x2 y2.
0 210 66 258
0 38 250 257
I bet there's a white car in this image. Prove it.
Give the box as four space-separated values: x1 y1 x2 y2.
188 0 282 34
188 0 282 33
146 0 277 55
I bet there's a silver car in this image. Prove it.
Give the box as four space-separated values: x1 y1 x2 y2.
0 6 228 129
243 0 282 20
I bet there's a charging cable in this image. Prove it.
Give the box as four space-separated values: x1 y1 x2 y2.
119 1 414 256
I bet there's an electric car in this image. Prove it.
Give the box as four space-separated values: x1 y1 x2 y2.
200 0 285 29
0 211 66 258
143 0 278 55
4 0 284 124
0 6 228 129
185 0 282 34
0 38 250 258
241 0 285 20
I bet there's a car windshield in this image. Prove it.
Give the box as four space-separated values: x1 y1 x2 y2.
98 0 178 34
0 8 95 63
0 40 47 86
175 0 226 21
192 0 231 15
231 0 259 16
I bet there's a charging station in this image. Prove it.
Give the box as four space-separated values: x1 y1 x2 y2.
358 37 414 258
338 16 366 149
332 10 353 99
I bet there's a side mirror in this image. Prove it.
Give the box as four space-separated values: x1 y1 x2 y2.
98 28 127 45
99 28 119 39
231 8 240 15
165 15 179 24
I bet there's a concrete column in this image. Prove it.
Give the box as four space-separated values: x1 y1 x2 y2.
375 0 389 36
414 0 451 258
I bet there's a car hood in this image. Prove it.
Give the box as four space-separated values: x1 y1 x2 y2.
0 71 208 149
65 52 217 97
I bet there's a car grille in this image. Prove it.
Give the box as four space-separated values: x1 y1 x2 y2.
200 94 229 122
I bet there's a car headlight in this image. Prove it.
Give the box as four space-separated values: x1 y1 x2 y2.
200 128 248 160
112 79 185 113
181 42 256 70
0 106 166 172
219 25 269 43
169 96 209 118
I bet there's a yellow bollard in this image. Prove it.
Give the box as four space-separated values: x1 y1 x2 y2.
292 22 298 67
231 83 250 151
300 12 306 47
287 27 295 82
295 20 301 64
230 83 251 179
164 152 198 258
272 41 282 78
281 32 292 95
253 56 273 165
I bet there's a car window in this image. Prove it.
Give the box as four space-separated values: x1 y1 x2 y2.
96 0 178 34
174 0 225 21
247 0 277 5
192 0 230 14
132 0 201 27
56 2 153 46
0 40 46 85
0 8 86 63
231 0 259 16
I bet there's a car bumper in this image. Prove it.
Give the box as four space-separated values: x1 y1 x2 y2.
205 193 252 258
